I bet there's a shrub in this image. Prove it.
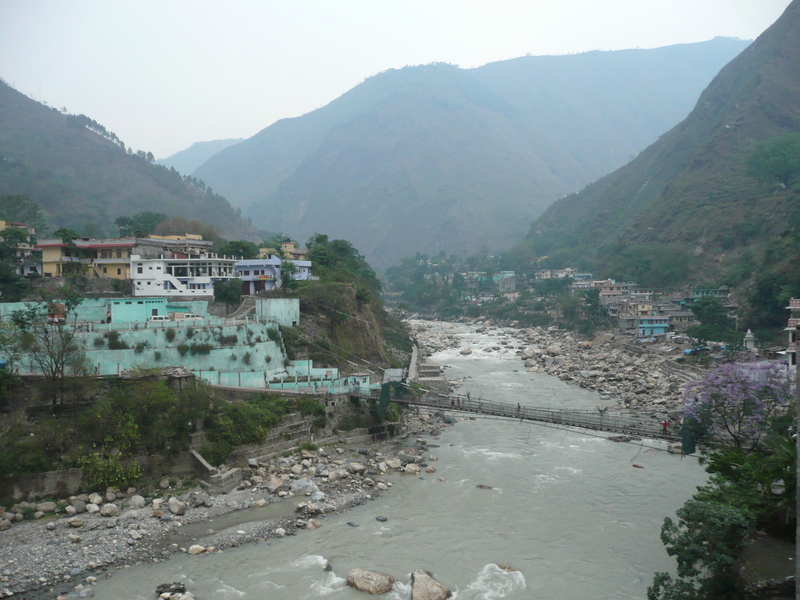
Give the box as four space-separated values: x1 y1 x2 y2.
267 328 280 342
185 327 195 339
154 351 162 361
107 330 130 350
265 355 272 364
337 416 355 431
218 334 238 345
134 342 149 354
165 328 176 342
93 335 105 348
177 344 189 356
80 452 142 490
298 442 318 452
231 354 237 361
243 352 251 365
189 343 213 355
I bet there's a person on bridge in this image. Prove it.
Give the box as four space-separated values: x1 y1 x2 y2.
516 403 521 415
451 398 455 408
662 420 669 434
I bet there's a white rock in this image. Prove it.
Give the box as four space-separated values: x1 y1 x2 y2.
188 545 205 555
85 503 100 514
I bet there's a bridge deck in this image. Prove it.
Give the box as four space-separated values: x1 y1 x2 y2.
353 391 681 442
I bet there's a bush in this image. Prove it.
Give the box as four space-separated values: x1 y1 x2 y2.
93 335 105 348
298 442 318 452
337 415 355 431
154 351 162 361
185 327 195 339
189 343 213 355
385 402 401 422
177 344 189 356
243 352 251 365
107 330 130 350
134 342 149 354
267 328 281 342
80 452 142 490
165 328 176 342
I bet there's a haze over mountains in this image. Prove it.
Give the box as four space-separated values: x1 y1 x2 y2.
0 80 251 238
193 37 750 267
526 0 800 285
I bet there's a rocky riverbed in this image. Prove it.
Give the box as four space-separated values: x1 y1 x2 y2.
411 319 706 425
0 408 449 599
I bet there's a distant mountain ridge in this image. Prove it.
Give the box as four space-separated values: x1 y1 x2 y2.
194 38 750 267
157 138 243 176
0 80 250 238
525 0 800 286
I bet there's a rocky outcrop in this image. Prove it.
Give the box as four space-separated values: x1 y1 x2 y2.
346 569 396 594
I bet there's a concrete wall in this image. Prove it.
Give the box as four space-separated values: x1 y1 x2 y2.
255 298 299 327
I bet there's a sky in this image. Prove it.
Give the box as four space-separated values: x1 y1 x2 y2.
0 0 793 159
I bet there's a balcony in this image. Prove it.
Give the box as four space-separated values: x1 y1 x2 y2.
789 318 800 328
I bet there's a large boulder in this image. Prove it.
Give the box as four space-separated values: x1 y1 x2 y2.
36 501 57 513
546 345 563 356
384 458 402 469
347 462 366 475
88 493 103 505
168 497 186 515
126 495 146 509
411 570 452 600
290 478 319 495
346 569 396 594
100 503 120 517
266 476 284 493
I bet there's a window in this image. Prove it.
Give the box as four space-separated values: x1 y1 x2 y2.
137 266 143 274
102 267 107 273
117 268 121 275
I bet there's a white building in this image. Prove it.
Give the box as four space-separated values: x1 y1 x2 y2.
289 260 315 281
131 253 237 296
236 255 282 294
787 298 799 373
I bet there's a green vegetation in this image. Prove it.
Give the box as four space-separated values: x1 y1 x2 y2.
106 330 130 350
648 363 795 599
114 211 168 237
746 132 800 187
687 297 743 347
214 278 243 313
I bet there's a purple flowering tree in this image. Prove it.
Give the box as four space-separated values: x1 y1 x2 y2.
683 362 793 450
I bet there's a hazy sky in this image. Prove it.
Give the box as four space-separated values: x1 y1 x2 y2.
0 0 792 159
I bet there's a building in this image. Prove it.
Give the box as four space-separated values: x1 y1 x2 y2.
637 315 670 337
236 255 282 294
288 260 314 281
38 238 136 278
279 240 309 261
131 252 237 296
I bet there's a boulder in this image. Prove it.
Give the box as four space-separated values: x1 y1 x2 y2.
100 503 120 517
459 348 472 356
404 464 421 475
411 570 452 600
290 477 319 495
85 503 100 514
307 519 323 531
65 505 77 516
346 569 396 594
187 545 205 555
266 476 284 493
72 500 87 514
36 501 57 513
347 462 366 475
546 345 563 356
290 464 304 475
127 495 146 509
68 517 83 528
384 458 402 469
88 493 103 505
168 498 186 515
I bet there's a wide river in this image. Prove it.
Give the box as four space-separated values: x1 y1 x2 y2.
90 322 707 599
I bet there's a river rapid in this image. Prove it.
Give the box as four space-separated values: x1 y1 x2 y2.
89 321 707 600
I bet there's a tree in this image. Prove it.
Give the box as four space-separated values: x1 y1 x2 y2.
746 132 800 187
214 278 243 313
280 260 299 291
0 195 46 233
0 319 24 371
52 228 79 243
687 296 742 346
647 500 753 600
114 211 168 237
10 291 88 405
683 362 793 450
0 226 32 300
219 240 258 259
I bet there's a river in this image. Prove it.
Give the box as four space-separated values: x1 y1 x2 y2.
89 322 707 599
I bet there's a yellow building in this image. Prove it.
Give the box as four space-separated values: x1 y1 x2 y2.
37 238 136 279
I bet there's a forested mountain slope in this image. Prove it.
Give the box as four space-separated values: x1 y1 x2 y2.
526 0 800 289
0 80 250 237
193 39 749 267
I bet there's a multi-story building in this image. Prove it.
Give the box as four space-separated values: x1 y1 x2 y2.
236 255 282 294
131 252 237 296
637 315 670 337
38 238 136 278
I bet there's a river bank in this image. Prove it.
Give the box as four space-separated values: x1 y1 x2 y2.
0 408 449 599
410 318 705 428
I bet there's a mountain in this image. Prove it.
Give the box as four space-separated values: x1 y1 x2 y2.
156 139 243 176
525 0 800 289
194 38 750 268
0 80 250 238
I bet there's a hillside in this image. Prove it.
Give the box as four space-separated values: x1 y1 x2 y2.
193 39 750 268
156 138 243 175
0 80 251 238
526 1 800 290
